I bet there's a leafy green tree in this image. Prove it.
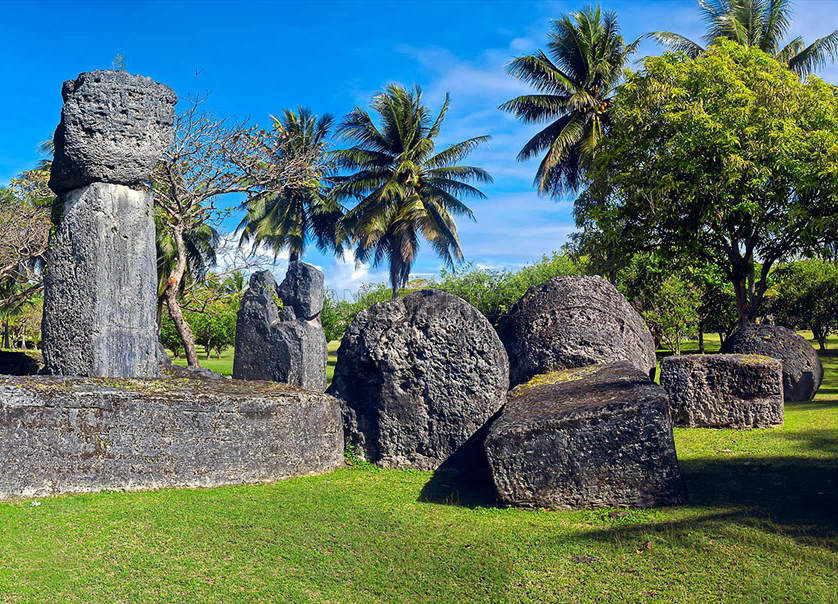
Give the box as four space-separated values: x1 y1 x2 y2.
499 5 638 197
321 291 348 342
586 41 838 327
642 276 702 355
238 107 343 262
652 0 838 75
333 84 492 298
773 259 838 351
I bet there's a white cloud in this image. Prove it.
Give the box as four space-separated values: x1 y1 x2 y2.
322 250 390 300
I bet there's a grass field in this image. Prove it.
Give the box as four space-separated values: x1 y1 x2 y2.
170 341 340 380
2 336 836 602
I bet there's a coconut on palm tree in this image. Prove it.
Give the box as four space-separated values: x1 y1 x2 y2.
237 107 343 262
499 5 639 198
333 84 492 298
651 0 838 75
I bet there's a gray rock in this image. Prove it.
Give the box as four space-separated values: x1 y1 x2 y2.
497 276 657 387
720 324 823 402
328 290 510 470
484 362 685 509
0 375 343 500
49 70 177 195
42 183 159 378
0 351 41 376
232 269 327 391
157 341 172 370
164 364 225 380
660 354 784 428
278 260 324 320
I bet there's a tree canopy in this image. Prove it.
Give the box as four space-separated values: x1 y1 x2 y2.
585 40 838 326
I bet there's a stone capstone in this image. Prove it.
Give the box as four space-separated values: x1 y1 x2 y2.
719 324 823 402
232 266 327 391
42 183 159 378
0 376 344 500
327 289 510 470
49 70 177 195
660 354 784 428
277 260 324 320
496 275 657 387
0 351 41 376
484 362 685 509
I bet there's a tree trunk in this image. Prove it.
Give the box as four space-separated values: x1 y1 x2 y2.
156 297 164 334
732 275 750 328
698 327 705 354
164 224 200 368
2 320 8 349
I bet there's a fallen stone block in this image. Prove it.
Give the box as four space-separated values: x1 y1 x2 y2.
496 276 657 387
0 376 343 500
329 289 509 470
660 354 784 428
484 362 685 509
720 324 823 402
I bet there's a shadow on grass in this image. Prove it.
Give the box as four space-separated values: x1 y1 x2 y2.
420 454 838 550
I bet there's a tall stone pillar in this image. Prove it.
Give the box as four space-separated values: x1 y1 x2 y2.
42 71 177 377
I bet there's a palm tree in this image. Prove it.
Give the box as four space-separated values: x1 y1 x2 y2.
652 0 838 75
237 107 343 262
333 84 492 298
499 6 639 198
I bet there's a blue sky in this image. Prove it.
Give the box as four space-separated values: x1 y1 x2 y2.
2 0 837 296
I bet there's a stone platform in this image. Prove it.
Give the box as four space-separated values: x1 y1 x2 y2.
0 376 343 499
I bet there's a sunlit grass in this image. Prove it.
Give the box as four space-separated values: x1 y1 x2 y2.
1 339 837 602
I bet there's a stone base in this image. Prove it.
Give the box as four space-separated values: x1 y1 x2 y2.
484 362 685 509
0 376 343 500
660 354 784 428
42 183 159 378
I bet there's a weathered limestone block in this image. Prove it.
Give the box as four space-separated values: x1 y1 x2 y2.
484 362 685 509
720 324 823 402
49 70 177 195
42 183 159 377
328 290 510 470
278 260 324 320
0 376 344 500
660 354 784 428
232 266 327 391
497 276 657 387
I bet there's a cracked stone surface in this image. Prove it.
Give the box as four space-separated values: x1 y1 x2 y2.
660 354 784 428
496 276 657 387
48 70 177 195
0 376 343 500
233 266 327 391
328 289 509 470
484 362 685 509
42 183 159 378
720 324 823 402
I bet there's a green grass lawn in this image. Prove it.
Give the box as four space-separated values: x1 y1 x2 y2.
170 341 340 380
2 337 837 602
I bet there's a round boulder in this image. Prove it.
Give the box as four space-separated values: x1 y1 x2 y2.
327 290 509 470
720 324 823 401
496 275 657 387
